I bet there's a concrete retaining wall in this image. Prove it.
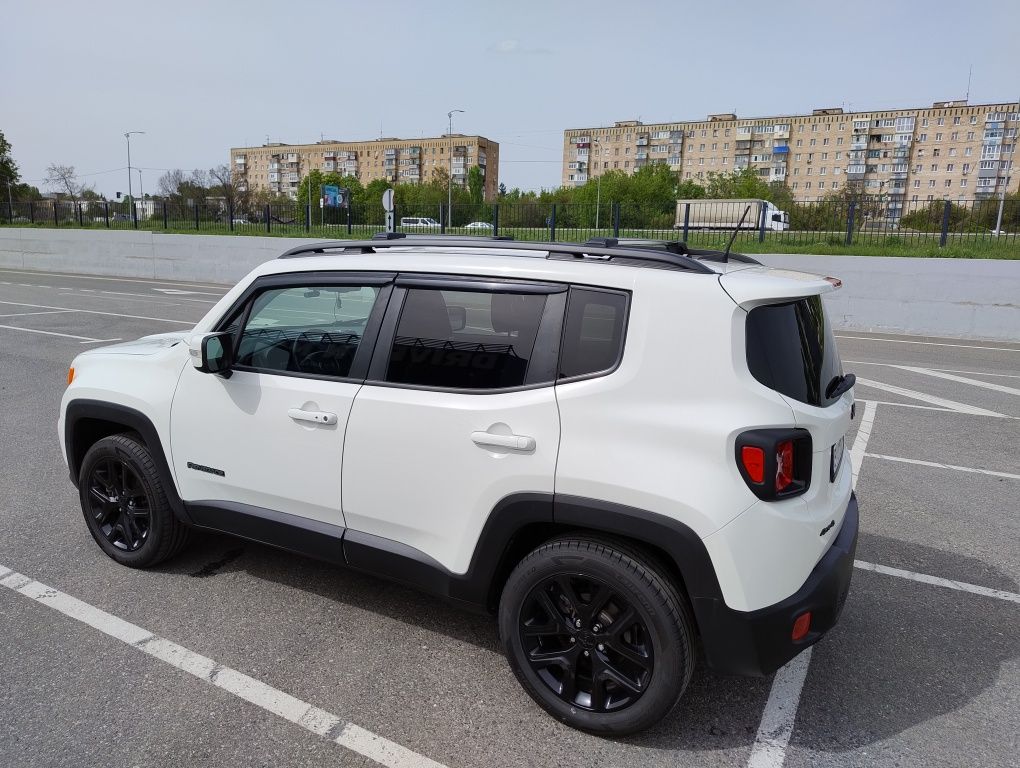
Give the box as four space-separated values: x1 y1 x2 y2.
1 228 1018 341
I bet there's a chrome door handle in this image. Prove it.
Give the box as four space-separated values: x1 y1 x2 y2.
288 408 338 425
471 431 536 451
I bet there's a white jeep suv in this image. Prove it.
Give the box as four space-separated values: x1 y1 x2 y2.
59 235 858 735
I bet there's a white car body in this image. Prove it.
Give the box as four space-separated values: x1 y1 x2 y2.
60 238 857 682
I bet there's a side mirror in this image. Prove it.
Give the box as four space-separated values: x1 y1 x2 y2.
190 332 233 376
447 306 467 331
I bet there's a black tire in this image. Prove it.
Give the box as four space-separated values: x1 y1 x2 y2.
78 434 190 567
499 536 694 736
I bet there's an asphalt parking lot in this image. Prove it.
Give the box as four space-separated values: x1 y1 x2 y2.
0 266 1017 768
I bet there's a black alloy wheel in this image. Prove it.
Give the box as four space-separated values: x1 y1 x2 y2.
77 434 190 567
519 574 653 713
85 458 151 551
500 536 694 735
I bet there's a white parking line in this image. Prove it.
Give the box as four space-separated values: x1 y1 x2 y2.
854 561 1020 605
864 452 1020 481
0 324 120 343
0 564 447 768
0 300 193 325
854 377 1008 418
846 360 1020 381
848 361 1020 397
0 310 78 318
850 401 877 490
836 335 1020 353
746 400 878 768
746 649 813 768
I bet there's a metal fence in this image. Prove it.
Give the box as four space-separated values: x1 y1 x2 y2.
2 196 1017 250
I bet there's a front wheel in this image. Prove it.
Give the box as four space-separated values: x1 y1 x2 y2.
498 536 695 735
78 434 190 567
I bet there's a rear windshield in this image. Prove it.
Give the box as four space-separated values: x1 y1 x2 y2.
745 295 843 407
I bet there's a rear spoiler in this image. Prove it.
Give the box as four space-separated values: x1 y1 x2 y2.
719 267 842 307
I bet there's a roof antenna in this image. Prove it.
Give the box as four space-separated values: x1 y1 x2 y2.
966 64 972 102
723 205 752 262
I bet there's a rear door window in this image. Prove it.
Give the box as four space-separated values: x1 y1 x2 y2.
745 295 844 407
385 288 549 390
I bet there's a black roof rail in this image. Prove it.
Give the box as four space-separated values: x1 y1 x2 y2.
276 235 716 274
372 232 516 242
584 236 761 266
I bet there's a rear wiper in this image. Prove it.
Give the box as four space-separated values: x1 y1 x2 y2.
825 373 856 400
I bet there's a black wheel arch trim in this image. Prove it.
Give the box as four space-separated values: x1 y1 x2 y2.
64 399 191 523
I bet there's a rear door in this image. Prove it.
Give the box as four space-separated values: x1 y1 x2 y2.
340 276 564 575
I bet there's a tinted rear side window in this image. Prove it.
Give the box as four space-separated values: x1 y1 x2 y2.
386 288 547 390
558 288 628 379
746 295 843 407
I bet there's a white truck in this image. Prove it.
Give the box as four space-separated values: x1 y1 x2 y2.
675 198 789 232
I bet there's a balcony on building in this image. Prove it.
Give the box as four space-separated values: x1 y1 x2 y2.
772 144 789 154
269 162 280 171
636 137 648 147
322 161 335 171
234 155 246 165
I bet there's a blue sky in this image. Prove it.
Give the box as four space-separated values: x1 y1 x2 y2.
3 0 1018 196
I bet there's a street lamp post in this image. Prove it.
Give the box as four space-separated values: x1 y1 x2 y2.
447 109 464 228
135 168 144 201
592 140 602 231
124 131 145 206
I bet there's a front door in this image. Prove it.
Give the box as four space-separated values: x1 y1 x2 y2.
341 279 564 575
170 276 390 527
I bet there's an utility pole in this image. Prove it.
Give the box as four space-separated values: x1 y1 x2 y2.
447 109 464 229
124 131 145 205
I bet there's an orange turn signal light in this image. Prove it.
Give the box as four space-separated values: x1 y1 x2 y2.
791 612 812 642
67 367 75 386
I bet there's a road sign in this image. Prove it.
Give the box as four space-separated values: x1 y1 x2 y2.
382 188 394 212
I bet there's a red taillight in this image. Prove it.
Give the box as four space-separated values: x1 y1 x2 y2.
776 440 794 492
791 611 812 641
740 446 766 484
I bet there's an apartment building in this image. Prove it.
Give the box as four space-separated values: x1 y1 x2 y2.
231 134 499 200
563 100 1019 217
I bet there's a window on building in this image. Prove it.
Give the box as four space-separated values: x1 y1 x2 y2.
935 132 943 141
953 116 961 125
913 179 921 188
931 163 938 172
805 181 812 189
929 180 936 188
922 118 929 127
793 167 799 175
796 139 803 147
965 147 972 156
946 163 954 172
792 182 799 189
960 179 967 187
933 148 941 157
945 179 952 187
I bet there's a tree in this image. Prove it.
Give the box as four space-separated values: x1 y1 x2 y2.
703 167 773 200
498 182 507 197
208 164 241 211
157 169 209 211
0 130 19 191
44 164 91 201
467 165 484 205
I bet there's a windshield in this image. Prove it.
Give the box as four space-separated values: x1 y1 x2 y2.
745 295 844 407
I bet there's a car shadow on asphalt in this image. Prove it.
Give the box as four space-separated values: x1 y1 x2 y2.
789 530 1020 754
165 530 774 752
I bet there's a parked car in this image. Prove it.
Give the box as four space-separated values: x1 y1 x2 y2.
464 221 494 230
59 234 858 735
400 216 440 228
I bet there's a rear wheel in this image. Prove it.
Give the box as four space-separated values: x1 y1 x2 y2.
78 434 189 567
499 536 694 735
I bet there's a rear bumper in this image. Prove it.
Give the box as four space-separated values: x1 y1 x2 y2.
693 492 859 676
